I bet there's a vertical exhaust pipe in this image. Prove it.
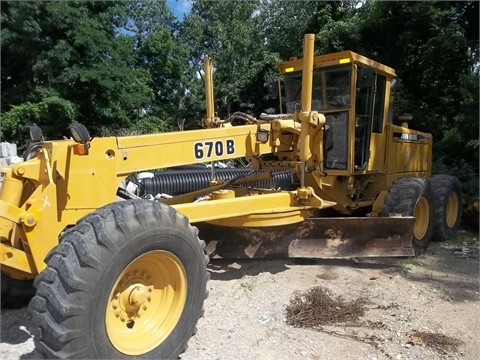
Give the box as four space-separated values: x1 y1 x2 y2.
300 34 315 118
297 34 316 190
203 57 215 127
299 34 315 165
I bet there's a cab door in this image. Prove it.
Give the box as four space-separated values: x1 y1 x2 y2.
354 68 387 171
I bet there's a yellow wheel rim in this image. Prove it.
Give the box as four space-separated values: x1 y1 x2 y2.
414 196 430 240
445 192 459 228
106 250 187 355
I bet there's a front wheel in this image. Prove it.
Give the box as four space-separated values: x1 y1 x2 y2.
29 200 209 359
381 177 434 255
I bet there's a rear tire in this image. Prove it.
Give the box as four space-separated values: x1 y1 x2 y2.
381 177 434 255
428 175 462 241
29 200 209 359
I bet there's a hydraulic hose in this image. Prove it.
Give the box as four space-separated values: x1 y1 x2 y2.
139 168 296 197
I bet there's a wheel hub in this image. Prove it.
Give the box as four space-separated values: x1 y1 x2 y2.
116 283 151 315
105 250 187 355
446 192 459 228
128 284 149 307
414 196 429 240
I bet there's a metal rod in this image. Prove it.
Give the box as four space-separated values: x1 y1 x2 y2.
204 57 214 123
301 34 315 114
299 34 315 165
301 161 306 187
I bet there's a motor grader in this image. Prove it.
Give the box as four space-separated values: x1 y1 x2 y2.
0 34 462 358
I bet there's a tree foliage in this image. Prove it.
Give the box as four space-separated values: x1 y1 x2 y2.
1 0 478 193
179 0 273 118
356 1 478 193
1 96 77 149
2 1 154 135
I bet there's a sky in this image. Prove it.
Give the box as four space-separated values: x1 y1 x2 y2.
166 0 192 19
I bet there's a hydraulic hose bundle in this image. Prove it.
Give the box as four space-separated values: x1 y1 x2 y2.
138 168 297 197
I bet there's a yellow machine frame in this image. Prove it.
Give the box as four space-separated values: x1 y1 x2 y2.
0 34 432 280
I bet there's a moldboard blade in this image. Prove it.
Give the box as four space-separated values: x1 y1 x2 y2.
200 217 415 259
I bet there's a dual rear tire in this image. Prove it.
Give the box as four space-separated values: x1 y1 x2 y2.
382 177 434 254
428 175 463 241
382 175 462 254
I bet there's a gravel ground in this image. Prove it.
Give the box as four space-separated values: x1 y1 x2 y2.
1 230 478 360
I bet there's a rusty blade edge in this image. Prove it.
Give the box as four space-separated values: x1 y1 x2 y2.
199 217 415 259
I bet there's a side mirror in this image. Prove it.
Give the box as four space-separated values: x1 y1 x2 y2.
28 125 44 142
358 67 374 89
69 123 91 143
68 123 91 155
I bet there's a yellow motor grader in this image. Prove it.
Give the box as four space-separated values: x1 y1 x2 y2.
0 34 462 358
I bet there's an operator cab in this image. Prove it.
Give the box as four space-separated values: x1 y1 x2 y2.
277 51 395 173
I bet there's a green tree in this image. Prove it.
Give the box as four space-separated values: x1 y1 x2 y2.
256 0 316 59
1 1 154 139
358 1 479 193
180 1 274 118
312 1 362 54
1 1 44 110
1 96 77 149
135 26 189 129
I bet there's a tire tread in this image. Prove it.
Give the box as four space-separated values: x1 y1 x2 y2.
428 174 462 241
29 200 209 359
381 177 434 254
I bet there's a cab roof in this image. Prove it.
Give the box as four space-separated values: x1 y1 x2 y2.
277 50 396 78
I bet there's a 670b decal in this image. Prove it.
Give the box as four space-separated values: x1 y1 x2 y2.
194 139 235 160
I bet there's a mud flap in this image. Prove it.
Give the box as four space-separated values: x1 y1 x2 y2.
200 217 415 259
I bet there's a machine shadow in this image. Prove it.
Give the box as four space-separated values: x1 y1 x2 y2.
207 256 398 281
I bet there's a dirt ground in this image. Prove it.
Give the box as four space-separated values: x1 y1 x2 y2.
1 228 478 360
